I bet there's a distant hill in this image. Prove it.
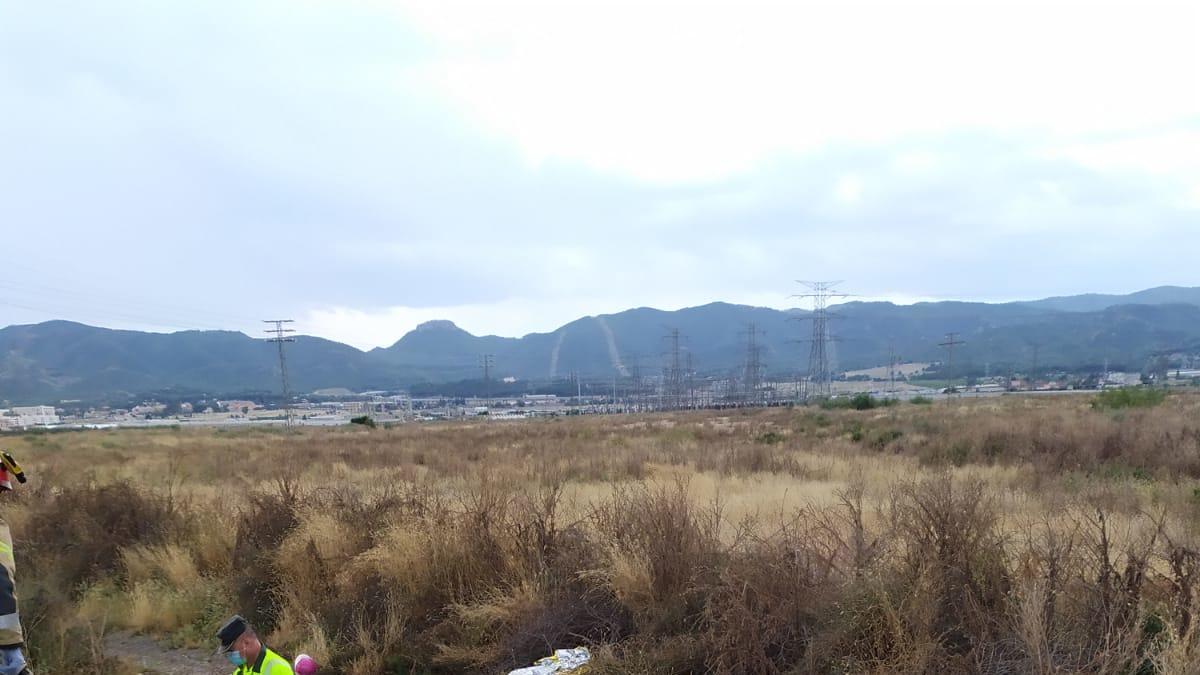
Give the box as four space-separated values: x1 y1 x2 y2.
3 287 1200 404
369 304 801 382
1019 286 1200 313
0 321 407 403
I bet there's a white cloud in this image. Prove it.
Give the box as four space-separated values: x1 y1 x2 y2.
1047 129 1200 175
398 0 1200 183
833 175 864 204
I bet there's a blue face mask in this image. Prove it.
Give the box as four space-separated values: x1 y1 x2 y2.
227 651 246 667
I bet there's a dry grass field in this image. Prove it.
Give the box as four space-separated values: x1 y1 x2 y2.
7 393 1200 674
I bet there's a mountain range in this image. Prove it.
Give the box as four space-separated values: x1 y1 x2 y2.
4 286 1200 404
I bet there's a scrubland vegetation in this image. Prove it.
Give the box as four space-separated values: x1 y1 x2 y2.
8 391 1200 673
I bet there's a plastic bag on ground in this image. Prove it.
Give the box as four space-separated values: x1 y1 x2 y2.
507 647 591 675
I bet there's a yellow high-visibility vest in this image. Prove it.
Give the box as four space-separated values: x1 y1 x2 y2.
235 646 294 675
0 521 22 649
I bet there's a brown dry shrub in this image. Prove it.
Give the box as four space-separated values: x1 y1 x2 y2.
22 481 186 591
826 475 1011 671
231 478 302 632
890 475 1011 655
701 534 831 673
19 575 130 674
590 480 724 636
418 481 631 672
269 478 632 673
18 399 1200 673
701 481 884 674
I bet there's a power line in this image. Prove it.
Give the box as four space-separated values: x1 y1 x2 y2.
0 289 251 334
264 319 296 428
0 276 264 329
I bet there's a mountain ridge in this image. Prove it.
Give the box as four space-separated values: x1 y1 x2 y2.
3 287 1199 403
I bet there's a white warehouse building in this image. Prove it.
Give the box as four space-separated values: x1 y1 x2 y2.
9 406 59 427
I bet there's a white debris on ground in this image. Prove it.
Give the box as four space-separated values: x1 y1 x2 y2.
507 647 592 675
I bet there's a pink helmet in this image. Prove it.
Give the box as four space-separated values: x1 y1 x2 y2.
293 654 318 675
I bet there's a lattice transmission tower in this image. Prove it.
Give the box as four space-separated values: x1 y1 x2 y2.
795 281 849 400
662 328 686 411
741 323 766 406
479 353 495 410
939 333 965 395
264 319 296 428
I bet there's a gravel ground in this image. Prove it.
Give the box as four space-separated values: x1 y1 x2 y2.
104 632 226 675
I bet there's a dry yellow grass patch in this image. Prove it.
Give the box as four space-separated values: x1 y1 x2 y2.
13 394 1200 674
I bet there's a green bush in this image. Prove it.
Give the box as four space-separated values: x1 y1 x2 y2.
820 394 895 411
1091 387 1166 410
868 428 904 450
846 421 865 442
755 431 785 445
350 415 377 428
850 394 876 410
910 396 933 405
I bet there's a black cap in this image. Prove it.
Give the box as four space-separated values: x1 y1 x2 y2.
216 615 248 653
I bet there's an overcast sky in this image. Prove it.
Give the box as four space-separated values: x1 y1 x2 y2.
2 0 1197 349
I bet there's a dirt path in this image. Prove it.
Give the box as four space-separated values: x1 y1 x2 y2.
104 632 225 675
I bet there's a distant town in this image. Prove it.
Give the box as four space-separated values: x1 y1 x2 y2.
4 361 1193 432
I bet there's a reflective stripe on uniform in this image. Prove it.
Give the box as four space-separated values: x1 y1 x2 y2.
245 648 294 675
0 614 19 632
0 564 15 616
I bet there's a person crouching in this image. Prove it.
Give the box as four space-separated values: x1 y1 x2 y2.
215 615 293 675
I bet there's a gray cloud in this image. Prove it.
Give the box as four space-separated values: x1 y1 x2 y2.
2 1 1197 346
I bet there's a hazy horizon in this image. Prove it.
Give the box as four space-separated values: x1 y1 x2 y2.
3 1 1197 349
